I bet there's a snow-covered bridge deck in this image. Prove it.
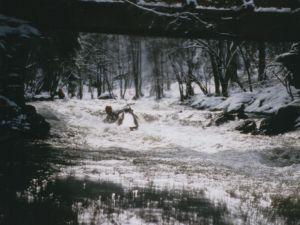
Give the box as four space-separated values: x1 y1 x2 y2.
0 0 300 41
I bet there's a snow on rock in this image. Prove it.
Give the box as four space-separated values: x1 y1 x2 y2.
242 0 254 9
217 92 254 112
186 0 198 6
191 84 293 115
255 7 291 13
98 92 116 99
244 84 291 114
190 95 225 110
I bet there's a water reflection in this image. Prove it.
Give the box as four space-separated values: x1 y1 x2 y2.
0 141 299 225
1 176 231 225
0 140 73 225
53 178 231 225
0 141 230 225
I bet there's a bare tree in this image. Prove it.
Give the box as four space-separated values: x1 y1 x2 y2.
129 37 143 99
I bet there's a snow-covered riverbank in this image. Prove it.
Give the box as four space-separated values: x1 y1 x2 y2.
190 83 297 115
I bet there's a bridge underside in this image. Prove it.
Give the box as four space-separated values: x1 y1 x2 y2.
1 1 300 41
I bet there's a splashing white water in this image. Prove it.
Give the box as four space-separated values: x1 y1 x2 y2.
31 87 300 225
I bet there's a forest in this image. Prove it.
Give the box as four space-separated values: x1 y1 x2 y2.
22 32 292 101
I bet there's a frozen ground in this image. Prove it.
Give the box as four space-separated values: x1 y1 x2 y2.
29 85 300 225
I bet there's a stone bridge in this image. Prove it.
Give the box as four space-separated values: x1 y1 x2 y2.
0 0 300 41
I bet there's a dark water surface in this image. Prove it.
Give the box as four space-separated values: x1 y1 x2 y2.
0 140 299 225
0 140 231 225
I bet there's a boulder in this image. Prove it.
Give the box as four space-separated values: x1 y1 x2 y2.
21 104 37 115
215 112 235 126
22 104 50 138
236 105 249 119
98 93 116 100
0 98 50 141
0 97 18 120
214 104 249 126
25 113 50 138
235 119 257 134
259 104 300 135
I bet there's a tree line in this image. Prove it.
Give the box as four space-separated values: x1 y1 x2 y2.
22 32 291 101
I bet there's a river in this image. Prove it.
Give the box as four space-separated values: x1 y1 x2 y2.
0 97 299 225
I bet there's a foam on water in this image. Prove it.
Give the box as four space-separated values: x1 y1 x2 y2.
31 92 300 225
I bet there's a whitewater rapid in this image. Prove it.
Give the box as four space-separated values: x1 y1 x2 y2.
31 96 300 225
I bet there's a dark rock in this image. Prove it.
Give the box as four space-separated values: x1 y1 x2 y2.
236 105 248 119
0 98 18 120
0 98 50 141
21 104 37 115
25 113 50 138
22 104 50 138
27 96 53 102
215 112 235 126
235 119 257 134
237 112 248 120
98 93 116 100
0 127 20 143
132 95 139 100
225 105 249 119
259 105 300 135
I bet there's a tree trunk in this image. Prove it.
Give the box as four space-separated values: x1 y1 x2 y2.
185 60 195 98
77 71 83 99
130 38 142 99
152 45 163 100
258 42 266 82
88 76 94 99
96 72 102 97
238 47 251 92
276 42 300 89
209 53 220 96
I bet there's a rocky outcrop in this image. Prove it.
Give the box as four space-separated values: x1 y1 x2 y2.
259 102 300 135
0 15 40 106
213 100 300 135
98 93 116 100
21 105 50 138
215 104 248 126
0 96 50 141
215 112 236 126
235 119 257 134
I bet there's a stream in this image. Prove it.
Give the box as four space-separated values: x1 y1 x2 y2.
1 97 300 225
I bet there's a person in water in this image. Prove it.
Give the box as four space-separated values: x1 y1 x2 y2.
57 88 65 99
104 106 139 130
117 107 139 131
104 106 122 123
